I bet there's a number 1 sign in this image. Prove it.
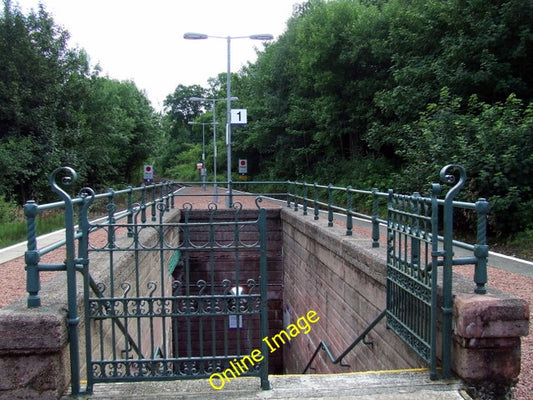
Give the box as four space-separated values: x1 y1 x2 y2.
231 109 247 125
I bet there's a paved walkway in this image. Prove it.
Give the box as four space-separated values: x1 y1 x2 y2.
64 371 471 400
3 187 531 278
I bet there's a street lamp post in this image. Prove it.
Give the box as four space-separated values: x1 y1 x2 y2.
190 96 236 203
184 32 273 207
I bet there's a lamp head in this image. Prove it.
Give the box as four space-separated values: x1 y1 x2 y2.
249 34 274 41
183 32 208 40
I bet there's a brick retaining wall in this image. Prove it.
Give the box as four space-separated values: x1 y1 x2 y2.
174 209 284 374
281 209 425 374
281 208 529 395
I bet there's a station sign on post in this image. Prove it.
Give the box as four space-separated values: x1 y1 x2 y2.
238 159 248 181
231 109 247 125
238 159 247 174
144 165 153 183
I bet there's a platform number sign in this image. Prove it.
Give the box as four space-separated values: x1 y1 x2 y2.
144 165 153 182
231 109 247 125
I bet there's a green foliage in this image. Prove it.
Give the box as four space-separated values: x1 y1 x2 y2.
397 89 533 235
163 143 204 181
157 84 214 178
228 0 532 238
0 211 65 248
0 194 66 247
506 229 533 260
0 1 161 203
0 195 17 223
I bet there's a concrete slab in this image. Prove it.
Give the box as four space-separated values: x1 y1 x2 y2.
65 371 471 400
0 229 66 264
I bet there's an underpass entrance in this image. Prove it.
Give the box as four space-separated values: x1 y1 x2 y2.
84 200 270 392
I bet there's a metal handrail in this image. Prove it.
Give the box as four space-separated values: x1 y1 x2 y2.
24 177 489 308
302 309 387 374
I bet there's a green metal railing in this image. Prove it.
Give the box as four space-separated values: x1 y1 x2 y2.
24 167 182 395
23 165 489 394
302 309 387 374
283 165 489 379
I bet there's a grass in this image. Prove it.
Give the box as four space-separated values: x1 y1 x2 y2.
0 213 65 248
491 229 533 262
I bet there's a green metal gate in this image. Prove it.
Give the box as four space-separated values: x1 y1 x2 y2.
386 164 489 379
83 198 270 392
386 185 441 378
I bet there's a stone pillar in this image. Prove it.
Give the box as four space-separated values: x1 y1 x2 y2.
452 292 529 398
0 307 69 400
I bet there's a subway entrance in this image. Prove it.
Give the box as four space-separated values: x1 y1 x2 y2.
84 201 282 392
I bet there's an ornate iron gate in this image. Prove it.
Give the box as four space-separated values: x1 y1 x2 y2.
386 164 485 379
386 185 441 378
83 200 270 392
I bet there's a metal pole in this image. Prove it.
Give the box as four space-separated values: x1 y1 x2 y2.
212 99 218 203
226 35 233 208
202 124 206 190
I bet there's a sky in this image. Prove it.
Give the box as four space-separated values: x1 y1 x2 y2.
13 0 299 110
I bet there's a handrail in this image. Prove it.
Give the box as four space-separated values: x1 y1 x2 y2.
302 309 387 374
24 176 488 307
88 275 146 361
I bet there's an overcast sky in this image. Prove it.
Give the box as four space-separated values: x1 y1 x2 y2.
13 0 299 110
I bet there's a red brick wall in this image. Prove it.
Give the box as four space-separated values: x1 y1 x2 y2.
173 209 284 374
280 208 529 393
281 209 425 374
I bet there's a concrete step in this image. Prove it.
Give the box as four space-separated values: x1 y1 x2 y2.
66 370 471 400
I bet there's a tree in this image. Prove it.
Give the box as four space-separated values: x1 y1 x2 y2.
398 88 533 235
369 0 533 153
77 77 161 188
0 1 87 202
0 1 160 201
157 84 208 177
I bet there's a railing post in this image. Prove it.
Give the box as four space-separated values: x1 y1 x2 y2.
127 186 134 237
411 192 421 268
228 179 233 208
294 181 299 212
78 187 94 393
474 198 489 294
430 183 442 380
372 188 380 248
164 182 170 211
151 184 156 221
24 200 41 308
169 182 176 209
328 184 333 227
107 189 116 248
286 181 291 208
346 186 353 236
314 183 319 220
258 207 270 390
440 164 467 379
303 182 308 216
49 167 81 395
141 184 147 223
